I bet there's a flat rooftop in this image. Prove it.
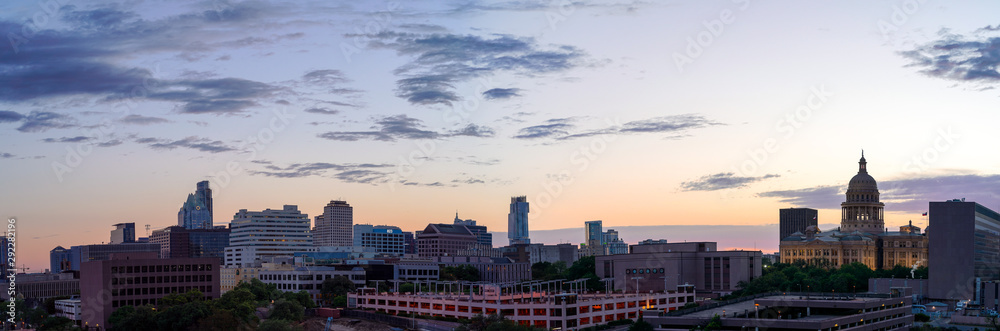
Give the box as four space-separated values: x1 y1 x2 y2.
680 294 897 318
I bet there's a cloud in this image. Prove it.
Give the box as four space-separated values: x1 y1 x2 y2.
147 78 279 115
680 173 780 191
17 112 76 133
305 108 340 115
513 118 575 139
0 111 24 122
448 124 495 138
251 161 394 184
757 174 1000 213
0 153 14 159
41 136 93 143
901 27 1000 86
120 114 170 125
97 140 123 147
357 31 586 105
318 115 495 142
514 114 721 140
482 88 522 100
141 136 237 153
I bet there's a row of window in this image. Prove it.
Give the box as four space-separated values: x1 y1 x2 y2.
625 268 665 275
112 274 213 285
112 264 213 274
111 285 212 298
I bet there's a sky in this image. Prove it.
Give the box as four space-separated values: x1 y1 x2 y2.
2 0 1000 272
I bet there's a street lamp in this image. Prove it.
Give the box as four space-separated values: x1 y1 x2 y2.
631 277 643 296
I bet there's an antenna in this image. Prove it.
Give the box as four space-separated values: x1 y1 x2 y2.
17 264 29 274
145 224 151 237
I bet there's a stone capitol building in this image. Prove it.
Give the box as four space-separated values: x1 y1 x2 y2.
779 152 928 270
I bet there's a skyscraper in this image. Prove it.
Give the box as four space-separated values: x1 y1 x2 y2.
313 200 353 246
778 208 817 242
110 223 136 244
177 181 213 229
508 196 529 245
928 199 1000 301
224 205 313 267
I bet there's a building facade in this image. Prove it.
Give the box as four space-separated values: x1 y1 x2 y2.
779 208 817 243
353 224 406 256
150 226 230 265
110 223 136 244
313 200 353 247
224 205 314 267
258 265 366 305
351 284 695 330
177 180 213 229
454 214 493 248
779 153 928 270
928 200 1000 301
434 256 532 283
645 292 913 330
508 196 530 245
50 246 73 274
596 242 762 294
416 223 478 257
80 253 220 328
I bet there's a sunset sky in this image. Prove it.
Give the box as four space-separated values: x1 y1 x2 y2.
2 0 1000 272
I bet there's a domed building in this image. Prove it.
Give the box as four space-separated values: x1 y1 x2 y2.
779 152 928 270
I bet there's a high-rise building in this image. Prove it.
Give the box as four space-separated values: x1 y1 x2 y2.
177 181 214 229
80 252 220 328
508 196 530 245
150 226 231 265
928 200 1000 301
110 222 136 244
353 224 406 255
778 208 817 242
313 200 353 247
403 232 417 255
454 213 493 248
224 205 314 267
603 229 628 255
50 246 72 274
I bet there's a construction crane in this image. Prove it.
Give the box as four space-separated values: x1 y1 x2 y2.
16 264 29 274
146 224 151 237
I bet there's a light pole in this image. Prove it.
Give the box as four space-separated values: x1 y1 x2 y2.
632 277 643 296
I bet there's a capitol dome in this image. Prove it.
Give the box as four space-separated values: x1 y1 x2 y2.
846 152 879 203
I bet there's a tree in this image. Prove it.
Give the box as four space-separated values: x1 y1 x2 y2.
37 316 74 331
215 288 259 323
191 308 245 331
320 276 356 306
258 319 304 331
628 317 654 331
268 299 305 322
160 289 205 309
157 300 212 330
399 283 415 294
331 296 347 308
442 265 481 282
234 278 281 305
108 305 158 331
281 290 316 309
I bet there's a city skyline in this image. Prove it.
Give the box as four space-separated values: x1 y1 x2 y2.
3 1 1000 272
